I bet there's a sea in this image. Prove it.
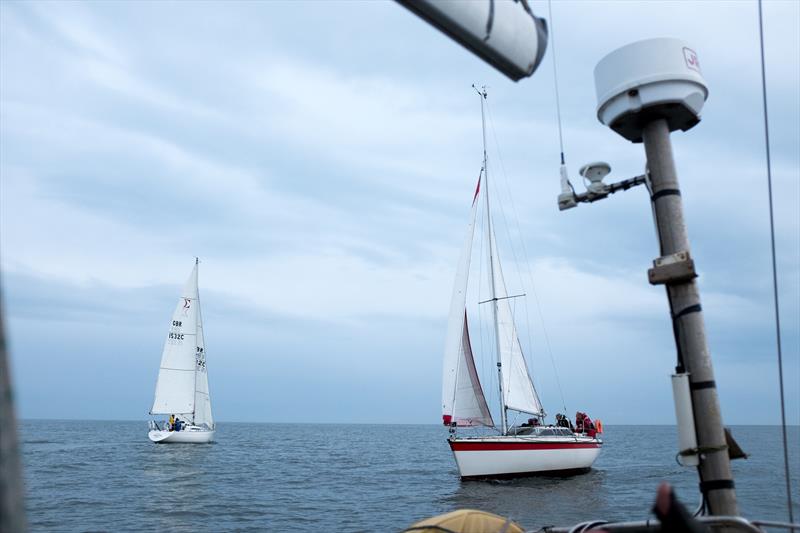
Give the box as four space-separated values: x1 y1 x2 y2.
19 421 799 532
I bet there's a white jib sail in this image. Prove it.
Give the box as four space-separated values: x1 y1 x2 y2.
151 263 200 417
490 232 544 417
193 290 213 428
442 178 494 427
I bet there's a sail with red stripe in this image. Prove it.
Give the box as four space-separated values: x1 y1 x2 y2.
442 174 493 428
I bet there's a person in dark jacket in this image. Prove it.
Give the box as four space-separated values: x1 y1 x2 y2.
556 414 574 430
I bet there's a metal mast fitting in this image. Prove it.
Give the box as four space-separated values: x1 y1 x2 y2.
577 38 737 516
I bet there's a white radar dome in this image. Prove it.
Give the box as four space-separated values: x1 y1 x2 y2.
594 38 708 143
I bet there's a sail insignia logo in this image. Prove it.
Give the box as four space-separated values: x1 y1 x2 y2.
683 47 701 73
181 298 191 317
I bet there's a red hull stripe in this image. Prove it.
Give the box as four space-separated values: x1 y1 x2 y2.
450 441 601 451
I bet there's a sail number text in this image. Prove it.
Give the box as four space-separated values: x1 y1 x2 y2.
168 320 185 342
196 346 206 369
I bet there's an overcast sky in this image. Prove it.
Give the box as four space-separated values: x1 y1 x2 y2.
1 0 797 425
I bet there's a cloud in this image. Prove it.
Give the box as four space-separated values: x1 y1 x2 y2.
1 0 797 425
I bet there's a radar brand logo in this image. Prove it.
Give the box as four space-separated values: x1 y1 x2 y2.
683 47 701 73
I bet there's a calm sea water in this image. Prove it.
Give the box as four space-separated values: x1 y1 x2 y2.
19 422 799 531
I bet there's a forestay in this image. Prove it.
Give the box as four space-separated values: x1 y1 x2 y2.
151 264 200 418
442 178 494 428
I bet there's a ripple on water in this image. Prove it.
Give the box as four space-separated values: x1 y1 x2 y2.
19 422 800 531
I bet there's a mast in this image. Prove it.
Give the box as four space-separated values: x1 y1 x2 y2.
191 256 199 425
642 120 737 514
475 85 508 435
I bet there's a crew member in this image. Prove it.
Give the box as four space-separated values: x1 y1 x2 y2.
583 413 597 438
556 414 573 430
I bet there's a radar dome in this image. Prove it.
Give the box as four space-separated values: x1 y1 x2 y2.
594 38 709 142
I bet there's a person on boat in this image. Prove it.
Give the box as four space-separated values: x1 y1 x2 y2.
521 417 541 428
583 413 597 438
575 411 584 432
556 413 573 430
174 417 182 431
168 414 175 431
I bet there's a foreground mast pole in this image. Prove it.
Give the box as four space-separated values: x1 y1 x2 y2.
642 118 738 515
0 297 26 532
553 39 741 516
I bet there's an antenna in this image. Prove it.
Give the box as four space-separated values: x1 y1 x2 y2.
558 38 708 211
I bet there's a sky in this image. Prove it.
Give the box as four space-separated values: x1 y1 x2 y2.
1 0 797 426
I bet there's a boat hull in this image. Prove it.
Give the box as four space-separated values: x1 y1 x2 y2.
148 427 214 444
449 435 601 479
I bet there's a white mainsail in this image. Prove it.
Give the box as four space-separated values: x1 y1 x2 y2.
442 178 493 428
150 262 212 426
489 234 544 417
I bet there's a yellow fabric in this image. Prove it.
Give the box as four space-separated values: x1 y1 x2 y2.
404 509 524 533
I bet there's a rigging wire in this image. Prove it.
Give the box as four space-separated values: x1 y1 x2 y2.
485 161 536 420
483 105 543 406
475 167 493 426
757 0 794 524
480 192 505 437
485 99 569 419
548 0 566 165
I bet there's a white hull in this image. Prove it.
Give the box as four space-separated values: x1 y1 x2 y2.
148 426 214 444
450 434 601 479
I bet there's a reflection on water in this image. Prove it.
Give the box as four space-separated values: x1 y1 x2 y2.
448 470 610 526
142 444 215 531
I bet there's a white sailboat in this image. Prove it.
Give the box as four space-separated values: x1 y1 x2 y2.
148 259 215 444
442 88 601 479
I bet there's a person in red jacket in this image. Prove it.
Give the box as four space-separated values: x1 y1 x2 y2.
583 413 597 438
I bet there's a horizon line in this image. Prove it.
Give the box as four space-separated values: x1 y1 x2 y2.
15 418 800 428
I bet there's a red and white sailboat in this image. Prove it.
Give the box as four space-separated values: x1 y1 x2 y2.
442 88 601 479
